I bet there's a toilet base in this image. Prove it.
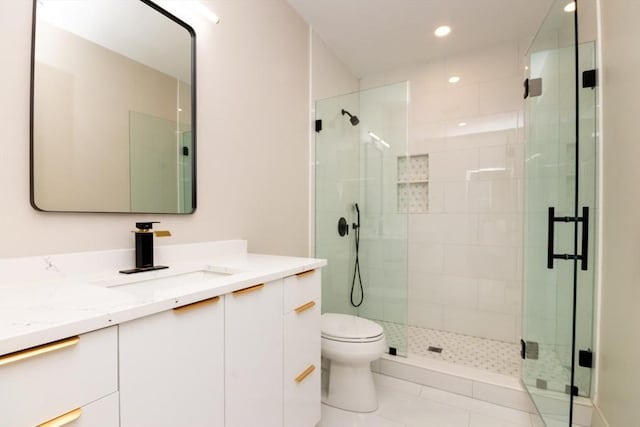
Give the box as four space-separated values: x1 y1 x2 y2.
322 360 378 413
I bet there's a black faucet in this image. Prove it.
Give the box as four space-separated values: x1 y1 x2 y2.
119 222 171 274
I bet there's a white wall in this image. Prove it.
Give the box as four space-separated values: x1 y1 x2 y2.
593 1 640 425
311 32 359 102
0 0 310 258
362 41 526 343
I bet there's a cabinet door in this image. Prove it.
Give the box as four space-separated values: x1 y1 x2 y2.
119 296 224 427
0 327 117 427
284 298 321 427
225 280 283 427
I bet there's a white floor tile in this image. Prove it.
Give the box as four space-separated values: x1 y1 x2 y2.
319 404 406 427
321 375 537 427
469 412 532 427
371 386 470 427
419 386 532 426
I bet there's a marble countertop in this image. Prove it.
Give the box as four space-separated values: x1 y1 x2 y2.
0 242 325 356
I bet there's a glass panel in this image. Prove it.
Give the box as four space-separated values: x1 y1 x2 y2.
315 91 360 318
574 40 597 398
315 82 409 356
358 82 409 356
523 0 578 424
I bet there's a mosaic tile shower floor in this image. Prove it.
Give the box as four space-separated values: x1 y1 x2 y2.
378 321 522 377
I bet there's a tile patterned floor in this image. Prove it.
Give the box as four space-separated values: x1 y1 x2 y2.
378 321 521 377
319 373 537 427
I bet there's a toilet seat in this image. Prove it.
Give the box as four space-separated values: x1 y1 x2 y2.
321 313 384 343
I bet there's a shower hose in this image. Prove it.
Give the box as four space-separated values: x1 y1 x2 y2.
350 218 364 307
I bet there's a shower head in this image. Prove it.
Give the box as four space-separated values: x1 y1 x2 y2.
341 109 360 126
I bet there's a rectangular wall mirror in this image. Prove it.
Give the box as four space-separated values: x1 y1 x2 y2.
30 0 196 213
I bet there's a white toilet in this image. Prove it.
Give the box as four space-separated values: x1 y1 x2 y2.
321 313 386 412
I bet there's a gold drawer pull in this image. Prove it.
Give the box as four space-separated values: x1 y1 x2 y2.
0 336 80 368
294 364 316 383
174 296 220 313
294 300 316 314
295 269 315 279
232 283 265 296
38 408 82 427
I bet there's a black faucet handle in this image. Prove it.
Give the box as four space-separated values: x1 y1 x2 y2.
135 221 160 230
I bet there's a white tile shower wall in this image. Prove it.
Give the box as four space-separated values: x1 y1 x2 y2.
361 42 525 343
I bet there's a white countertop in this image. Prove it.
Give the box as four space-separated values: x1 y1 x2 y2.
0 241 326 356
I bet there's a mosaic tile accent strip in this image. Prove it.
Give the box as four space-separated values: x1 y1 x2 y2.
378 321 521 377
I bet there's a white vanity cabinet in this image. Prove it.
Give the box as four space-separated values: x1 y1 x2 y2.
225 279 284 427
283 269 322 427
73 392 120 427
0 326 118 427
118 296 225 427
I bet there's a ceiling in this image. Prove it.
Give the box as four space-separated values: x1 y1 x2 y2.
287 0 556 77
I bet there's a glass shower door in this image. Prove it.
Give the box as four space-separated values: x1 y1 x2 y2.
315 82 409 356
523 1 596 425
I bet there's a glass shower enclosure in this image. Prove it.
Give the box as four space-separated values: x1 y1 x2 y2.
522 0 597 425
315 82 409 356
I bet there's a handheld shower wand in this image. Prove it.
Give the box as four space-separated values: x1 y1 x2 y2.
353 203 360 230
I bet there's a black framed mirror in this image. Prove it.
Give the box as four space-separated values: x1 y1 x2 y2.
30 0 196 213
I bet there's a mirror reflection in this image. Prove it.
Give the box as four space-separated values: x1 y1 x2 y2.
31 0 195 213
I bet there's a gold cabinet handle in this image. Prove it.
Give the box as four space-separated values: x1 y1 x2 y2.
295 269 315 279
232 283 264 296
173 296 220 313
0 336 80 368
294 364 316 383
37 408 82 427
294 300 315 314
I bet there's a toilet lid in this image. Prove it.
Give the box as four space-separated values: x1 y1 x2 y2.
321 313 384 341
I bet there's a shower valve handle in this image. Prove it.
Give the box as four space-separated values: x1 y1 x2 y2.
338 217 349 237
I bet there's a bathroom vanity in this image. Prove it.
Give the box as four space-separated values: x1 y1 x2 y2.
0 240 325 427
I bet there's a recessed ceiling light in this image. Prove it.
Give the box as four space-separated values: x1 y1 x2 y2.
434 25 451 37
448 76 460 84
458 122 467 127
564 2 576 12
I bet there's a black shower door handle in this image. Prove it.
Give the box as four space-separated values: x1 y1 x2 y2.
580 206 589 271
547 206 589 271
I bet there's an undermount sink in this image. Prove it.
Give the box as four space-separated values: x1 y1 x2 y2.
92 266 240 290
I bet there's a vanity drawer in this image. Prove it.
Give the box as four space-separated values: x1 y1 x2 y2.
284 298 321 427
283 268 321 313
40 392 120 427
0 326 118 427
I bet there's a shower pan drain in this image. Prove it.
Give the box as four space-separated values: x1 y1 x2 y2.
427 346 443 353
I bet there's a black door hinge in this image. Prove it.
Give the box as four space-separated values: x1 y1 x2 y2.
583 69 597 89
315 119 322 133
579 349 593 368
